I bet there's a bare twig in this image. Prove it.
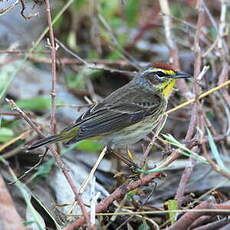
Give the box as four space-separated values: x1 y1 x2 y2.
9 148 48 184
55 39 135 76
45 0 57 135
141 114 167 167
5 98 90 226
0 0 19 15
166 199 213 230
19 0 38 19
0 111 34 117
165 79 230 115
64 150 180 229
0 130 30 152
80 147 107 193
174 1 205 205
159 0 192 100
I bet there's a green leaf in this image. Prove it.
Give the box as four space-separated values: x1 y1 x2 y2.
208 27 217 40
67 69 94 89
126 189 138 200
207 128 229 172
0 66 15 101
100 0 120 20
6 165 46 230
106 51 122 61
138 223 151 230
125 0 139 27
31 142 80 181
3 96 62 111
136 167 171 174
31 159 55 179
166 199 178 224
162 134 208 164
0 127 14 142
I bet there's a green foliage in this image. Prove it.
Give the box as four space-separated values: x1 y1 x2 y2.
67 69 101 89
207 128 230 173
125 0 139 27
90 70 104 79
0 69 10 98
138 222 151 230
3 96 58 111
206 111 215 120
0 155 46 230
162 134 208 164
87 49 100 59
0 127 15 142
136 167 171 175
126 189 138 200
208 27 217 40
100 0 120 23
67 73 86 89
171 2 189 18
106 50 122 61
73 0 86 11
0 66 15 101
66 31 77 50
31 139 102 181
166 199 178 224
31 159 55 179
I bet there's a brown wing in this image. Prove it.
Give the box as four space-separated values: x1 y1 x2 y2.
65 87 163 144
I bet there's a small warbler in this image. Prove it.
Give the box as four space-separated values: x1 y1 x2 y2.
28 63 191 150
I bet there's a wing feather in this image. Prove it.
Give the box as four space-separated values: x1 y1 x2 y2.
66 90 164 144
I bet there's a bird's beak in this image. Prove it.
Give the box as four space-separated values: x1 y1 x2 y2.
174 71 192 79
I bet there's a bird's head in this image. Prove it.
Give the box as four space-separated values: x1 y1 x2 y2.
140 63 192 97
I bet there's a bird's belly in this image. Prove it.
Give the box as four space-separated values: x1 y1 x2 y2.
107 116 162 147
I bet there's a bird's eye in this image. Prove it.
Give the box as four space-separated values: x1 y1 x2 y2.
145 72 164 85
154 71 166 78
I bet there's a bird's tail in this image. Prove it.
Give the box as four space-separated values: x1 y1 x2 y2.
28 125 80 150
27 134 65 150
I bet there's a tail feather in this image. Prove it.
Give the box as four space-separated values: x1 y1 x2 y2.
28 135 64 150
28 126 80 150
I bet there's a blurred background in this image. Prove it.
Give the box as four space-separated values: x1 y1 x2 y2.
0 0 229 229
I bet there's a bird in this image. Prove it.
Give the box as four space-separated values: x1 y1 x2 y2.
28 63 191 151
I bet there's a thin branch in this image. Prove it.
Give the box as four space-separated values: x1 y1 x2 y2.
55 39 135 76
45 0 57 135
5 98 90 226
165 79 230 115
166 199 214 230
0 0 19 15
174 1 205 205
64 150 180 229
159 0 192 100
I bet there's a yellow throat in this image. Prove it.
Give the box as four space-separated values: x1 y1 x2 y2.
162 79 176 98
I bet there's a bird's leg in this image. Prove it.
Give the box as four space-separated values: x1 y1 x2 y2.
106 147 139 172
126 146 135 162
